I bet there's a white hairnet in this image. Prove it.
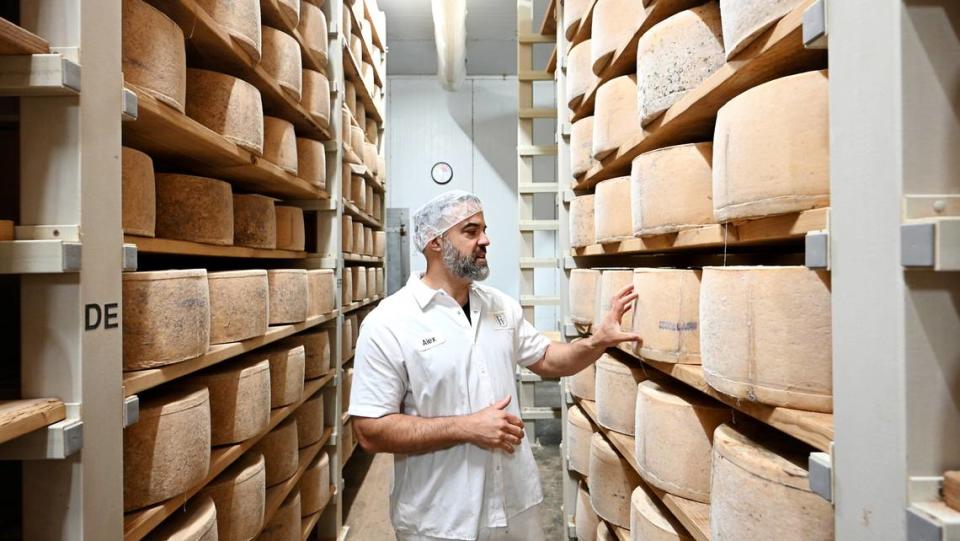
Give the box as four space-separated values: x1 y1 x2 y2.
413 190 483 251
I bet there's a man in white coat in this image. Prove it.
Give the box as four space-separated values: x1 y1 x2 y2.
349 190 640 540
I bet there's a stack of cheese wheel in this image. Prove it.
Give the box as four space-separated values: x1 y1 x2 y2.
122 269 210 371
298 0 328 63
233 194 277 249
720 0 806 59
566 404 593 476
593 76 640 160
596 269 634 333
595 354 646 434
261 26 303 100
295 391 325 446
636 3 724 125
298 137 327 189
186 69 264 155
570 194 596 248
700 266 832 412
199 452 266 541
302 69 331 125
569 269 601 331
571 117 596 181
265 345 306 407
631 143 714 236
121 147 156 237
300 452 332 516
307 269 337 317
589 432 640 528
193 357 271 445
276 205 306 251
260 492 300 541
635 380 731 502
563 0 591 39
156 174 234 245
576 483 600 541
267 269 309 324
567 40 596 111
207 270 269 345
712 70 830 222
590 0 644 74
145 495 218 540
631 268 702 364
286 328 331 379
594 176 633 243
123 386 211 511
196 0 261 62
122 0 186 112
254 417 299 486
631 487 692 541
711 423 834 540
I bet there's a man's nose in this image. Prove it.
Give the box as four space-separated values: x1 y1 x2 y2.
479 232 491 246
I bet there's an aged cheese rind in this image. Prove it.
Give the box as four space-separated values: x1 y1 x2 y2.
563 0 591 40
298 1 329 61
122 147 156 237
567 40 596 111
590 0 644 74
123 0 187 112
233 194 277 249
297 137 327 189
569 359 596 401
302 69 331 125
261 26 303 100
208 270 269 345
593 76 641 160
700 266 833 412
265 345 306 407
594 176 633 243
576 483 600 541
275 205 306 251
596 269 635 332
569 269 601 327
258 491 300 541
373 231 386 257
631 143 714 236
307 269 337 317
631 487 692 541
196 0 262 62
631 268 702 364
567 404 593 476
263 116 299 174
589 432 641 528
712 70 830 222
720 0 805 60
570 194 596 248
261 0 300 31
194 357 271 445
186 69 264 155
253 416 299 486
300 452 332 515
145 495 217 541
155 174 234 246
571 117 597 180
295 391 325 446
199 452 266 541
595 354 647 434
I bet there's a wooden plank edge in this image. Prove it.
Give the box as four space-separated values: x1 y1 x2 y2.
570 0 597 46
126 236 308 259
0 398 66 445
0 17 50 55
538 0 558 36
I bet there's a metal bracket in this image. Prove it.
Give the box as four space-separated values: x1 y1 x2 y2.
0 403 83 460
563 256 578 270
123 395 140 428
562 321 581 338
809 450 833 503
803 0 828 49
560 122 572 138
562 190 575 204
901 219 960 271
907 476 960 541
0 54 81 96
805 230 830 269
122 243 138 272
122 87 138 121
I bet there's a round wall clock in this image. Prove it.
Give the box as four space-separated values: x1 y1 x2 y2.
431 161 453 185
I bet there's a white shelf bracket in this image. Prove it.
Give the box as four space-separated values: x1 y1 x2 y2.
805 230 831 270
0 403 83 460
123 395 140 428
803 0 828 49
809 446 834 503
907 476 960 541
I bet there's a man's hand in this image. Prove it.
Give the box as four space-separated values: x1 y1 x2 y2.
462 396 525 453
588 284 643 350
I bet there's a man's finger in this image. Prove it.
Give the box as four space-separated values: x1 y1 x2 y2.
504 414 524 428
614 284 634 299
503 424 524 439
493 395 512 410
501 443 515 454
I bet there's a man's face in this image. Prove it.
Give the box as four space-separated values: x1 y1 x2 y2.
439 212 491 280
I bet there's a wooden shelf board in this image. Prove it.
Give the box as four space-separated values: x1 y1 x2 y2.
343 42 383 123
576 398 710 541
123 86 327 201
576 0 825 186
123 312 339 397
342 199 384 228
260 428 333 534
546 45 557 74
0 398 66 445
0 17 49 55
570 0 597 47
342 253 384 264
363 1 386 52
127 235 308 259
538 0 557 36
123 376 332 541
343 296 382 314
571 208 828 257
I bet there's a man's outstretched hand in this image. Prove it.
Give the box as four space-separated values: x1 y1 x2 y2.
588 284 643 350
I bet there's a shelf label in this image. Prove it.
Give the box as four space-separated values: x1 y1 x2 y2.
85 303 119 331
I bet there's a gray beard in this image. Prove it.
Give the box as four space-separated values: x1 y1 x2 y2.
441 239 490 281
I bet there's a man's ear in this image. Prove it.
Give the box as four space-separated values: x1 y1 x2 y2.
427 236 443 253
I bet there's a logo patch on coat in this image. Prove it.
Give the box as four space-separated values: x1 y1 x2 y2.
494 312 508 329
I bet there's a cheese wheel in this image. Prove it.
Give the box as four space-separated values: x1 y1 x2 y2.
635 381 731 502
302 69 331 125
631 487 691 541
122 270 210 371
199 452 266 541
595 354 646 434
701 266 832 411
342 318 354 358
156 174 234 245
196 0 262 62
631 269 701 364
637 3 724 125
233 194 277 249
307 269 336 317
208 270 269 344
598 522 629 541
342 266 353 306
356 102 368 133
122 0 187 112
350 35 363 64
122 147 156 237
297 137 327 189
341 368 354 412
259 491 300 541
365 185 375 214
186 69 264 155
597 269 634 332
373 231 386 257
145 495 218 541
567 404 593 476
261 26 303 100
591 0 644 74
344 82 357 117
352 266 367 301
342 215 353 252
254 417 299 486
267 269 309 324
298 1 329 62
376 268 384 295
713 70 830 222
571 117 596 180
194 357 271 445
123 386 211 511
261 0 300 31
351 175 367 206
295 391 325 446
563 0 591 40
720 0 805 59
353 222 365 254
377 155 386 181
570 194 596 248
300 452 332 515
341 7 353 49
589 432 641 528
275 205 306 251
351 127 365 163
284 328 331 379
711 424 834 540
263 116 299 174
569 269 601 328
265 345 305 407
576 483 600 541
593 76 641 160
631 143 714 236
567 40 596 111
594 176 633 243
364 228 374 256
366 118 379 145
569 361 596 400
363 142 379 173
367 267 376 295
